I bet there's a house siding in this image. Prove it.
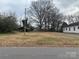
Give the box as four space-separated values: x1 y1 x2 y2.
63 25 79 33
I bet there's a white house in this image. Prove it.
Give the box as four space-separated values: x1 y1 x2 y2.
63 22 79 33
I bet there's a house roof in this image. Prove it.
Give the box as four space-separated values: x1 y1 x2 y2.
63 22 79 27
62 22 68 27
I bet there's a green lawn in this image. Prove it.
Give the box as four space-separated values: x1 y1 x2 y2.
0 32 79 47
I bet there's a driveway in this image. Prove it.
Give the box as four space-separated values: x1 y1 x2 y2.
62 33 79 38
0 47 79 59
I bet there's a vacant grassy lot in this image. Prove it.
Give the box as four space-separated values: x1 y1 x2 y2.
0 32 79 47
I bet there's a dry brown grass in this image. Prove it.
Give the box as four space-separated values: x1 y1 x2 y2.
0 32 79 47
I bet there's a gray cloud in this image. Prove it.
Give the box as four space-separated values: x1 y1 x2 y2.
0 0 34 17
0 0 79 17
53 0 79 15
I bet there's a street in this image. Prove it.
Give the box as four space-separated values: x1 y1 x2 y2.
0 47 79 59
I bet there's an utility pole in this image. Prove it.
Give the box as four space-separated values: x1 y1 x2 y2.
24 8 27 35
20 17 22 27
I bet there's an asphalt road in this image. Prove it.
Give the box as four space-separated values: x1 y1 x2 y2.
0 47 79 59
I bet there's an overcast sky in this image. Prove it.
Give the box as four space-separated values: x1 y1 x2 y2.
53 0 79 15
0 0 79 17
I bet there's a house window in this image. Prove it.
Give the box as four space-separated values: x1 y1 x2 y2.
66 28 67 30
69 27 71 31
74 27 75 31
78 26 79 29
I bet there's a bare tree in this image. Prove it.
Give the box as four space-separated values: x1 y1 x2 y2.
29 0 62 31
65 15 79 24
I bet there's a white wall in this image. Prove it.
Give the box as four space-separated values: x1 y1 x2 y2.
63 25 79 33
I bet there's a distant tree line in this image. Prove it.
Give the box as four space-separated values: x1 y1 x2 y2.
63 15 79 24
0 0 79 33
